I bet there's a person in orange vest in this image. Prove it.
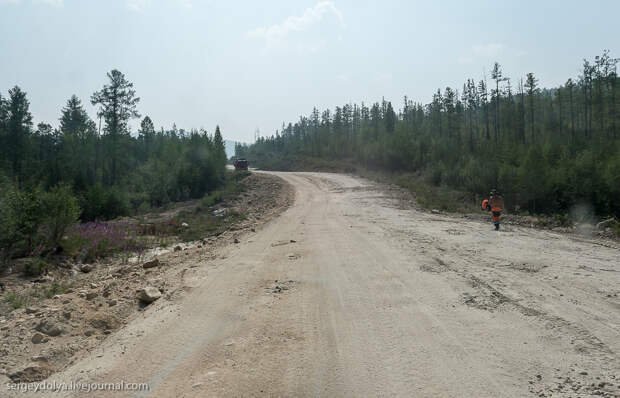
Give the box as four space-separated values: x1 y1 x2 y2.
481 189 504 230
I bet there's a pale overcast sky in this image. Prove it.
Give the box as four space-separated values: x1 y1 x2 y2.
1 0 618 142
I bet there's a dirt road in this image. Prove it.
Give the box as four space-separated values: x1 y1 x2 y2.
14 172 620 397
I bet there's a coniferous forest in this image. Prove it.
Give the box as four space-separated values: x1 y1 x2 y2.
0 69 227 259
237 52 620 218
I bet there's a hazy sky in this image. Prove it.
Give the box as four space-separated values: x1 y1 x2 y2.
1 0 618 143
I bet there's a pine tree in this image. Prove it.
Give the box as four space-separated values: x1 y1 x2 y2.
443 88 456 139
60 95 92 137
566 78 575 141
525 73 538 142
0 92 7 171
478 80 490 140
491 62 507 142
6 86 33 183
384 102 396 133
214 125 227 173
91 70 140 185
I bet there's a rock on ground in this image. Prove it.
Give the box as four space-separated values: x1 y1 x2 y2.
138 287 162 303
142 259 160 269
80 264 94 273
9 365 53 383
34 320 63 337
89 314 121 331
31 333 45 344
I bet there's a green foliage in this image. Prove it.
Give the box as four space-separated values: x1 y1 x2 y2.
171 172 249 241
0 70 226 264
43 281 72 298
22 258 49 277
394 174 476 213
176 209 246 242
80 184 129 221
91 69 140 186
3 291 31 310
0 69 227 233
200 191 223 209
231 170 252 181
63 221 148 262
0 182 44 259
41 184 81 247
240 51 620 219
0 68 229 263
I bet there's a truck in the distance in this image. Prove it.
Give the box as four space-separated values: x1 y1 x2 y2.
233 158 249 171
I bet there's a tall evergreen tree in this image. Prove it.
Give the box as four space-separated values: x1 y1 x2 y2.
566 78 576 141
60 95 93 137
0 93 7 172
478 80 490 140
525 73 538 141
491 62 507 142
59 95 97 188
91 70 140 185
384 102 396 133
5 86 33 183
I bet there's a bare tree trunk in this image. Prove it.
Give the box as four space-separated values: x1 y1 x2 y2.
588 78 593 136
558 87 563 138
569 84 575 142
597 78 604 136
611 76 617 139
583 83 589 138
495 80 500 143
530 94 535 142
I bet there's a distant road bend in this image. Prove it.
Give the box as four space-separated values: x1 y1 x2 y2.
25 172 620 397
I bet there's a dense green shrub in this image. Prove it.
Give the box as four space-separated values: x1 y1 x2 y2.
22 257 49 277
200 191 223 208
41 184 81 247
80 184 129 221
0 183 44 260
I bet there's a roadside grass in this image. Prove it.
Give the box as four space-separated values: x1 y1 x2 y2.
176 171 250 242
62 221 150 263
196 170 249 212
22 258 51 277
249 154 356 173
390 173 480 213
1 280 75 313
41 281 74 299
3 291 32 310
175 210 246 242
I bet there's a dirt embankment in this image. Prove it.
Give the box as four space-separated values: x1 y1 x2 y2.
0 173 293 384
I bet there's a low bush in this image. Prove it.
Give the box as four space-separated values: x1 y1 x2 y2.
80 184 129 221
231 170 252 181
43 281 72 299
41 184 81 248
176 210 246 242
3 292 32 310
64 221 148 262
22 258 50 277
200 191 223 209
0 184 45 261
